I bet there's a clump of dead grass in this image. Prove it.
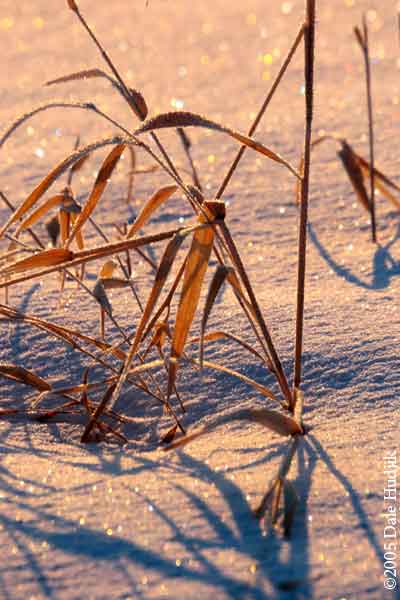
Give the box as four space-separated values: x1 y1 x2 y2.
4 0 386 536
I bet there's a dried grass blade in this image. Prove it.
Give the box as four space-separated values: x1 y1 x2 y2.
46 68 113 87
218 221 292 405
165 406 301 452
15 194 65 234
0 228 178 289
200 266 230 368
126 88 148 121
134 112 300 179
81 381 117 443
357 159 400 210
243 407 302 436
0 136 124 240
0 303 127 361
66 144 125 248
130 230 188 357
125 146 136 203
0 364 51 392
338 142 370 213
168 224 214 397
126 185 178 238
0 248 73 276
356 154 400 192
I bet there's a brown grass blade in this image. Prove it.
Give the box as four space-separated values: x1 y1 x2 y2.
353 26 365 49
125 146 136 204
0 228 178 289
0 136 124 240
81 381 117 443
338 142 370 213
134 112 301 179
164 406 301 451
0 303 127 361
356 154 400 193
356 157 400 210
168 223 214 397
66 144 125 248
46 68 113 87
200 265 230 368
0 364 51 392
128 230 189 358
15 194 65 235
69 154 90 183
126 185 178 238
0 248 73 276
67 0 78 10
59 210 70 247
372 179 400 210
218 221 292 405
126 88 148 121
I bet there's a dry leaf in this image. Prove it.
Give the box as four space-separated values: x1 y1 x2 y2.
0 364 51 391
126 185 178 238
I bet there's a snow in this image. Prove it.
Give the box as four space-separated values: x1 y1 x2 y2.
0 0 399 598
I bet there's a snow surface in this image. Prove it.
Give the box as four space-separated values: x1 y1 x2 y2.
0 0 399 598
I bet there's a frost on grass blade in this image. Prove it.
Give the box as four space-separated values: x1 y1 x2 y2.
46 69 112 87
0 248 74 276
134 111 301 179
